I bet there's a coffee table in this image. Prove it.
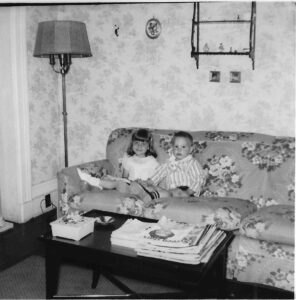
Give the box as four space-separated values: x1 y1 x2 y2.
39 210 233 299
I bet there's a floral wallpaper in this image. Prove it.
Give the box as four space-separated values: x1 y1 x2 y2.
26 3 295 186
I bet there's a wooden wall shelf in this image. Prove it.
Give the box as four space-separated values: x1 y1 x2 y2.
191 2 256 69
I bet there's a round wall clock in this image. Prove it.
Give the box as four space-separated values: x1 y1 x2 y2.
145 18 161 39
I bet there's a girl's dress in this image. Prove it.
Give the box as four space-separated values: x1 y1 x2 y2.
121 153 159 181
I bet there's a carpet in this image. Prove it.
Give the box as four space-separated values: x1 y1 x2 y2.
0 255 180 299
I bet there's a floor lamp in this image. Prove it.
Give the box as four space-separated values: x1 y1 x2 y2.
33 21 92 167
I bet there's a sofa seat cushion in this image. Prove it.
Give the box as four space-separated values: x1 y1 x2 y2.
158 196 257 230
239 205 294 245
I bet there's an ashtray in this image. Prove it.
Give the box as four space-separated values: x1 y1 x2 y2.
94 216 115 226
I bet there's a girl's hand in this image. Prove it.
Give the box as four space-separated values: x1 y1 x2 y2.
122 168 129 179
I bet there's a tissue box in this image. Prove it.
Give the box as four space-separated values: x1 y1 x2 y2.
50 216 95 241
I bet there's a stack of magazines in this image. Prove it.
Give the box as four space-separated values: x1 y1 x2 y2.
111 216 226 265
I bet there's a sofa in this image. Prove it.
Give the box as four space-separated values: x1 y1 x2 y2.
57 128 295 293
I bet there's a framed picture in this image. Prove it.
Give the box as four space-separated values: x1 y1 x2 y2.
230 71 241 83
209 71 220 82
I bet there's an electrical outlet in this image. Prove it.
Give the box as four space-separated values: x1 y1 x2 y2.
45 194 51 208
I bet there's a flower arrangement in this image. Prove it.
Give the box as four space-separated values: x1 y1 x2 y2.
60 182 84 222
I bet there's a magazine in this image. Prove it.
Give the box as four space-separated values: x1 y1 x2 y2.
138 216 205 248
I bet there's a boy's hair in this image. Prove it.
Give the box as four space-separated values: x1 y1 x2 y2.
126 129 157 158
172 131 193 145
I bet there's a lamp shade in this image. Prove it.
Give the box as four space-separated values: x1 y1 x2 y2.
33 20 92 58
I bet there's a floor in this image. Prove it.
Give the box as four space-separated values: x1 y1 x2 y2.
0 209 56 271
0 209 293 299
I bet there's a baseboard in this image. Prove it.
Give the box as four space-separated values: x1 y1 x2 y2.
18 179 59 221
0 220 14 233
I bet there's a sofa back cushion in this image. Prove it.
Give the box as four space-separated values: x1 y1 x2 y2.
106 128 295 208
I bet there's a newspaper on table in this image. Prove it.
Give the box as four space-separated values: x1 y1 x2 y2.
111 218 153 249
110 216 226 264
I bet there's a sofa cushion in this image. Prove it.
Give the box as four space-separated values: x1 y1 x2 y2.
157 196 257 231
239 205 295 245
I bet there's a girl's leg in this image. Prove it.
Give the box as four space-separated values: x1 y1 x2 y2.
100 179 119 190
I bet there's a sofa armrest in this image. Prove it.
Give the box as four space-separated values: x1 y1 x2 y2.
57 159 114 217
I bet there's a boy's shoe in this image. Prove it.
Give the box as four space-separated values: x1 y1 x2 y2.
77 168 103 189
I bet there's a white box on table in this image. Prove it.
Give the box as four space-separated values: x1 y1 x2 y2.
50 216 95 241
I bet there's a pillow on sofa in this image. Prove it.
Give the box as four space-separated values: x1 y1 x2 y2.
239 204 294 245
79 190 124 213
158 196 257 231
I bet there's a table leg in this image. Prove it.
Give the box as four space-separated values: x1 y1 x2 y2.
91 267 101 289
212 247 228 297
45 244 61 299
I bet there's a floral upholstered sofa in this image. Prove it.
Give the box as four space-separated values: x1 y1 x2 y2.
58 128 295 293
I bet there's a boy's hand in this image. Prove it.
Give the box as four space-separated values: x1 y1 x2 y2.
170 187 194 198
136 179 149 186
146 179 154 186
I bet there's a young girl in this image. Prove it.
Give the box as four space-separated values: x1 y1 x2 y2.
77 129 159 191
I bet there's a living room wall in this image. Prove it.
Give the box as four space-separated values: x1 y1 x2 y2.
26 2 295 187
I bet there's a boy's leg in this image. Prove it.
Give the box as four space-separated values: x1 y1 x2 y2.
129 181 170 204
115 181 131 193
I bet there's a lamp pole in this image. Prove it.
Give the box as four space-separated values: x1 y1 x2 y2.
50 53 71 167
62 72 68 167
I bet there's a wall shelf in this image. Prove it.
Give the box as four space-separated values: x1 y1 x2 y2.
194 52 250 55
197 20 251 24
191 2 256 69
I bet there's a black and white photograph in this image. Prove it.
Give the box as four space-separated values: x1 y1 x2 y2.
0 1 294 299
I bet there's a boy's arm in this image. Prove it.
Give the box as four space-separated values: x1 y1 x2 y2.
188 159 205 196
149 163 167 186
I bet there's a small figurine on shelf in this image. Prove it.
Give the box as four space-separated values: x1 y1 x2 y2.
218 43 224 52
237 14 240 20
230 47 233 52
203 43 209 52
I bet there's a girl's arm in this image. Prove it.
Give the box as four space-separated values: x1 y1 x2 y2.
122 168 129 179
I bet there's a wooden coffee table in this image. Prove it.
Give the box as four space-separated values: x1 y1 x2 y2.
39 210 233 299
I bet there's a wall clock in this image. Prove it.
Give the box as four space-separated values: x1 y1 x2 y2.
145 18 161 39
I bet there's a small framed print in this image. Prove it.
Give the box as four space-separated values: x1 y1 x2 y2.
210 71 220 82
230 71 241 83
146 18 161 39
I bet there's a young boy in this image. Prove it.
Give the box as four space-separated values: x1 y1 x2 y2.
130 131 206 203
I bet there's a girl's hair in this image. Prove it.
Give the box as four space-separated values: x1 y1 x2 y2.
126 129 157 157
